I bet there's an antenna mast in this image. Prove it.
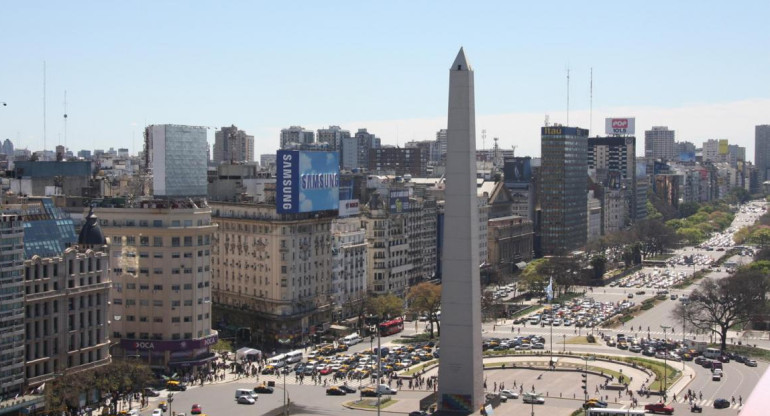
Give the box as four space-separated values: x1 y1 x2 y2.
63 90 68 152
43 61 47 157
590 68 593 133
566 66 570 126
482 129 486 152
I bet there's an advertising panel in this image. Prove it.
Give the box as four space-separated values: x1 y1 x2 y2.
718 139 728 155
277 150 340 213
541 126 589 137
389 189 411 213
120 333 218 352
338 199 360 217
604 117 636 135
503 157 532 184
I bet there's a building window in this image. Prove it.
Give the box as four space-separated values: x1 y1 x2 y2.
153 237 163 247
140 236 149 246
171 317 180 323
153 220 163 227
172 237 180 247
184 236 192 247
153 300 163 307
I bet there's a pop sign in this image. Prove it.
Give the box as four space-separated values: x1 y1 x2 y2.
605 117 635 135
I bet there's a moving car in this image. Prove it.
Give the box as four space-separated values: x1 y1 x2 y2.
712 373 722 381
522 392 545 404
237 396 256 405
338 384 357 394
191 404 202 415
326 386 347 396
408 412 428 416
745 359 758 367
166 380 187 391
690 403 702 413
499 389 519 399
152 410 163 416
644 402 674 414
254 384 274 394
144 388 160 397
158 402 168 411
713 398 730 409
583 398 609 408
361 387 379 397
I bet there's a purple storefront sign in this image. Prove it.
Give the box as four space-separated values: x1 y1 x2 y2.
120 333 218 352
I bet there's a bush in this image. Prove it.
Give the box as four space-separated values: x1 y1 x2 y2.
586 334 596 343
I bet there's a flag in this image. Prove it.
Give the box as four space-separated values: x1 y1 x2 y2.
545 276 553 302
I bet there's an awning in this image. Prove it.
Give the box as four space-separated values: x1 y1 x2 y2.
515 261 528 269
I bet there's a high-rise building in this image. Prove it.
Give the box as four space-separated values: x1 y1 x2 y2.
1 139 14 155
0 215 24 398
369 146 426 177
213 125 254 164
330 218 367 321
144 124 208 197
260 154 277 171
438 47 484 413
280 126 314 149
316 126 350 151
540 126 588 255
755 125 770 182
436 129 448 162
587 136 641 223
98 199 218 368
644 126 676 161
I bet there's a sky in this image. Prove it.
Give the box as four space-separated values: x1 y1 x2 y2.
1 0 769 160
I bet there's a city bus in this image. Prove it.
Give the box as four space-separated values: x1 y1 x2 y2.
379 317 405 336
585 408 645 416
267 353 287 368
285 350 303 364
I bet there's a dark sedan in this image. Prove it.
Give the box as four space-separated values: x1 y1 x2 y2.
713 398 730 409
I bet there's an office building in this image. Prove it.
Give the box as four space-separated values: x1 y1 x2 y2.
330 219 367 321
260 154 277 171
213 125 254 164
755 125 770 182
645 126 676 161
341 129 380 171
540 126 588 255
0 215 24 398
280 126 314 149
23 209 111 388
209 202 334 347
1 139 14 156
144 124 208 197
98 199 218 368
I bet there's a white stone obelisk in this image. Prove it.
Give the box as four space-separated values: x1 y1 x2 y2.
437 47 484 414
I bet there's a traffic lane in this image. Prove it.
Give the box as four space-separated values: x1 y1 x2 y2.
147 378 353 416
667 361 767 415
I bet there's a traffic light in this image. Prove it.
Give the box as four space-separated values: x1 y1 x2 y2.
581 373 587 392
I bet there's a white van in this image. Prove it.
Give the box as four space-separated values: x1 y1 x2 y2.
267 353 287 368
703 347 721 359
286 350 303 364
343 333 362 346
235 389 258 399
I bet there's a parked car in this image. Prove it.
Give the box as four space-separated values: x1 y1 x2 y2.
713 398 730 409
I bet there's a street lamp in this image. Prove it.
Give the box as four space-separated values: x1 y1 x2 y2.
660 325 671 399
167 392 174 416
581 355 595 403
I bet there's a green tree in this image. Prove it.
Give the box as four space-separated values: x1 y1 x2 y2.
407 282 442 338
672 269 769 352
589 255 607 280
678 201 701 218
521 258 548 294
210 339 233 354
366 293 404 320
632 219 679 258
676 227 704 245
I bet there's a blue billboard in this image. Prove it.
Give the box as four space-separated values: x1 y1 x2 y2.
277 150 340 213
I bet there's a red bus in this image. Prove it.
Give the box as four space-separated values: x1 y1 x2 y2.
379 317 404 336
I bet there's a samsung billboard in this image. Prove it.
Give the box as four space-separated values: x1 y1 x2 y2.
604 117 636 135
277 150 340 213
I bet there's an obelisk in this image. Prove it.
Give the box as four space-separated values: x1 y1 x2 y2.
437 47 484 414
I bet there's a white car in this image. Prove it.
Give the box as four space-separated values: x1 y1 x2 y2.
237 395 256 404
152 410 163 416
500 389 520 399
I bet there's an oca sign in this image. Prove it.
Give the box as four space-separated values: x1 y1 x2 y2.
605 117 635 135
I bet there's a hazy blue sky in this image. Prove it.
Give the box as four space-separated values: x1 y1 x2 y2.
1 1 769 159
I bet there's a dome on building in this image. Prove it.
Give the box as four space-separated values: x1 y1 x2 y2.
78 206 106 246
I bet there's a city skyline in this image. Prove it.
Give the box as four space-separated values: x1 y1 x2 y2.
1 1 769 159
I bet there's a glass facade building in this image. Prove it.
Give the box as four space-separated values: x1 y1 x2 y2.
145 125 208 197
540 126 588 255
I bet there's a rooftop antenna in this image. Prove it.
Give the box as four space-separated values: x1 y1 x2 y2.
566 65 570 127
544 114 550 127
63 90 68 152
493 137 499 166
482 129 486 152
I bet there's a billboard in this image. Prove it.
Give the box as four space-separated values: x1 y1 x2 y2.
605 117 636 135
718 139 728 155
389 189 411 213
277 150 340 213
503 157 532 184
338 199 360 217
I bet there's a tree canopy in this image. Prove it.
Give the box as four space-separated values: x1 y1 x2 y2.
407 282 442 338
